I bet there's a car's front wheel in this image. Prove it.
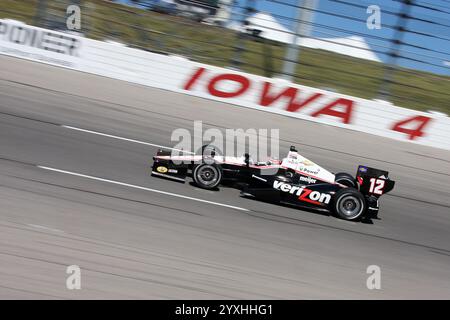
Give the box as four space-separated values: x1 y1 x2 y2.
333 188 366 221
192 163 222 189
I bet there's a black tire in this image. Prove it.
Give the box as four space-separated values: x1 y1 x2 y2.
192 163 222 189
197 144 222 157
333 188 366 221
335 172 356 188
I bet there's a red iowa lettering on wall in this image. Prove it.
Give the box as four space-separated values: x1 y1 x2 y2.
207 73 251 98
183 67 206 90
311 98 354 124
184 68 251 98
259 82 323 113
183 68 355 124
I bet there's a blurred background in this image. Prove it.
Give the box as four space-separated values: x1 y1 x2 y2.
1 0 449 113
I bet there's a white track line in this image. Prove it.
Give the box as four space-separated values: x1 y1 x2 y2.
27 224 65 233
37 166 249 212
61 125 194 154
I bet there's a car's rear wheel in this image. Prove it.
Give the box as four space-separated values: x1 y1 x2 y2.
192 163 222 189
335 172 356 187
333 188 366 221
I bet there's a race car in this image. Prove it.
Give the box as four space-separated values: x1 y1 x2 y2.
151 146 395 221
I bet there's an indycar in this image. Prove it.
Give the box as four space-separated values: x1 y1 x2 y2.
151 146 395 221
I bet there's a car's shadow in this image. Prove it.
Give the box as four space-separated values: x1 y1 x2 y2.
188 181 220 191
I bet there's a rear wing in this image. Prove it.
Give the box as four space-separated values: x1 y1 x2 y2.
356 165 395 197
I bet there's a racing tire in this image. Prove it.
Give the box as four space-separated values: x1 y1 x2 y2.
192 163 222 190
197 144 223 157
335 172 356 188
333 188 366 221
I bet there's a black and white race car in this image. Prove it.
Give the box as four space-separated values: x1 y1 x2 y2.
151 146 395 221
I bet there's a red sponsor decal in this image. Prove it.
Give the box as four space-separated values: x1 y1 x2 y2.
357 176 363 185
298 188 322 205
391 115 432 140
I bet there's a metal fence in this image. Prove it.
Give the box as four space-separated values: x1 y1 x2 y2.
0 0 449 113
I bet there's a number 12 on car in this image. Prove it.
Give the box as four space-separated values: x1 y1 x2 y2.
369 178 385 195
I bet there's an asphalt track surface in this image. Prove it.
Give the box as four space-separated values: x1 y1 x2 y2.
0 55 449 299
